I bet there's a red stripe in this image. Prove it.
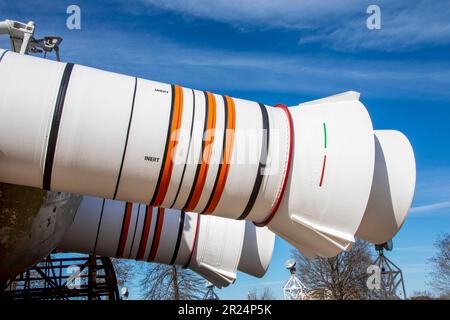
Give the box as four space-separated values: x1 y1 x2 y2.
136 206 153 260
319 155 327 187
255 104 294 227
184 214 201 268
116 203 133 257
148 207 165 261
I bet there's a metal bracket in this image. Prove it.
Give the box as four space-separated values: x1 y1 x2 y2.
0 19 63 61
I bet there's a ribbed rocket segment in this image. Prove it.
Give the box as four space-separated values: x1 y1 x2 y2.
58 197 275 288
0 48 416 259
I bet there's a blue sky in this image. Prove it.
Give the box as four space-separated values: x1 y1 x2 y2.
1 0 449 299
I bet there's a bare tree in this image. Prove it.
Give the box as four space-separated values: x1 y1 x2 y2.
292 239 374 300
428 233 450 299
140 263 207 300
110 258 133 287
247 287 275 300
410 290 435 300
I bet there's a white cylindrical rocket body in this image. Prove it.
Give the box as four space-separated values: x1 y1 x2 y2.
0 48 416 257
58 196 274 288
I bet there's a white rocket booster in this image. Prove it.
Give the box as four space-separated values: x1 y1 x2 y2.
0 48 416 258
58 197 275 288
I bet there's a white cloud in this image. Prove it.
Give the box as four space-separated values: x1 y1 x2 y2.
414 167 450 203
410 201 450 215
138 0 363 29
55 26 450 100
3 1 449 99
138 0 450 51
299 1 450 51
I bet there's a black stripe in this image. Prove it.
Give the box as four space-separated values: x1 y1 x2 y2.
237 103 270 220
201 95 228 214
182 91 209 211
147 208 162 261
93 199 106 254
0 50 8 63
169 211 186 265
127 204 141 259
170 89 196 208
149 84 176 205
43 63 74 190
113 77 138 199
116 203 129 257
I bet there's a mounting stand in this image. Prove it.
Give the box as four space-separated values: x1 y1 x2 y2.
203 281 220 300
283 259 308 300
0 253 121 300
371 242 407 300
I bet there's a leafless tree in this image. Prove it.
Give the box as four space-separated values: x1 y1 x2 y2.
410 290 435 300
428 233 450 299
292 239 374 300
140 263 207 300
247 287 275 300
111 258 133 287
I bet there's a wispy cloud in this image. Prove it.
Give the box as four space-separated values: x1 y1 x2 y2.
137 0 362 29
410 201 450 215
409 166 450 216
53 26 450 100
2 1 450 99
137 0 450 51
298 1 450 51
413 166 450 201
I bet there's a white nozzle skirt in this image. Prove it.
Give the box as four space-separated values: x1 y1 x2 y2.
0 48 416 257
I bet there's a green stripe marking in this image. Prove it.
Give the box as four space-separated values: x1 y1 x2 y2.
323 122 327 149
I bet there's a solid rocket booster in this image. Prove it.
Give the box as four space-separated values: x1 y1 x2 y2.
0 48 416 257
58 197 275 288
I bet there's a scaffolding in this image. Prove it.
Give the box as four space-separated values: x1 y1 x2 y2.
283 259 308 300
371 245 407 300
203 281 220 300
0 253 121 300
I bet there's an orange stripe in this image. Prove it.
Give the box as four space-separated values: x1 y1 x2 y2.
153 85 184 206
136 206 153 260
203 96 236 214
148 207 165 261
185 92 217 212
116 202 133 257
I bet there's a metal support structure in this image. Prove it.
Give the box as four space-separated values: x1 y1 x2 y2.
0 19 62 60
283 259 308 300
203 281 220 300
371 245 407 300
0 253 120 300
283 273 308 300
